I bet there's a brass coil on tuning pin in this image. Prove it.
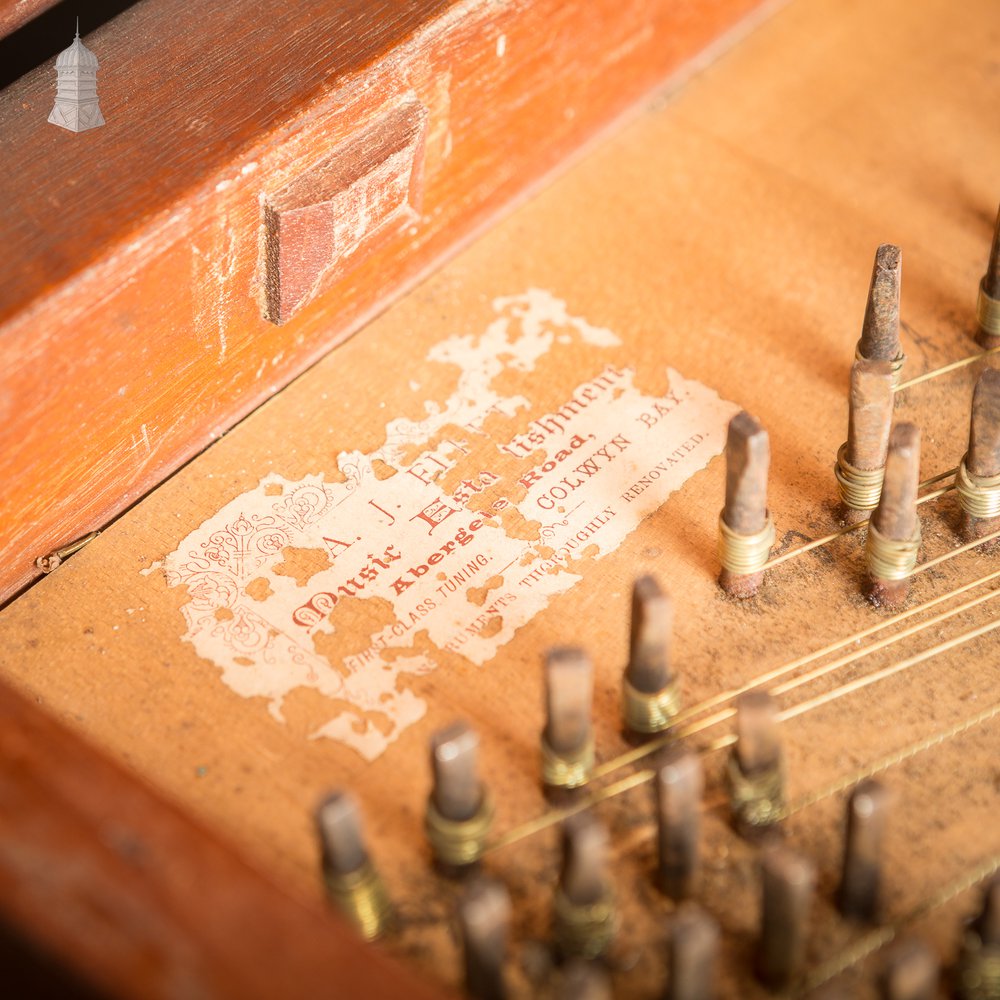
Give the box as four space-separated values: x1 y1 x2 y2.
622 575 680 738
865 423 921 609
835 359 894 522
541 648 595 797
976 281 1000 341
717 411 774 599
425 720 494 873
553 812 616 960
956 461 1000 519
726 691 784 837
835 443 886 512
316 790 394 942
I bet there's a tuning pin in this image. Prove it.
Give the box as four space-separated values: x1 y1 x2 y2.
622 575 681 739
726 691 784 838
553 811 616 960
836 358 894 524
656 747 703 900
316 790 393 941
955 874 1000 1000
425 720 494 875
718 412 774 598
856 243 905 388
666 904 719 1000
956 369 1000 547
975 203 1000 349
837 779 889 922
458 878 511 1000
542 648 595 801
756 843 815 990
878 937 939 1000
866 423 921 609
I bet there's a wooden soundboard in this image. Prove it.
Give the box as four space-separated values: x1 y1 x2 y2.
1 0 999 996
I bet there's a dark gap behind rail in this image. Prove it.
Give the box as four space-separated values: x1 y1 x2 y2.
0 1 140 92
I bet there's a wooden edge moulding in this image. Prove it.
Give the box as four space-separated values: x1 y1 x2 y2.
0 0 60 40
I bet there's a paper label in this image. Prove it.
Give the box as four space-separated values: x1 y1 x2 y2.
160 290 738 759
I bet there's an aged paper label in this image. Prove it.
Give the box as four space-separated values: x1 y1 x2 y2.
159 291 738 759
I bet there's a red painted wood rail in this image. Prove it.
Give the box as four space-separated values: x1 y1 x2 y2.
0 0 765 604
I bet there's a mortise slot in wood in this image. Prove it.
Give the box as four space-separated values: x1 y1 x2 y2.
262 100 428 325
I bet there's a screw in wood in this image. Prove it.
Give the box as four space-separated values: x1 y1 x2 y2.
727 691 785 837
955 875 1000 999
958 369 1000 547
837 359 895 524
425 720 493 874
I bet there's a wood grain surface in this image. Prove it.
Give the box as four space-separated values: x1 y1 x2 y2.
0 0 764 604
0 677 445 1000
0 0 60 39
1 0 999 995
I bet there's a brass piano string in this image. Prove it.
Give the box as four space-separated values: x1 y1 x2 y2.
673 612 1000 780
912 528 1000 574
894 342 1000 392
479 346 1000 953
799 853 1000 996
706 702 1000 821
661 583 1000 754
484 676 999 856
680 615 1000 755
594 565 1000 782
763 472 954 573
486 570 1000 850
484 572 1000 853
475 343 1000 984
764 338 1000 572
779 701 1000 821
